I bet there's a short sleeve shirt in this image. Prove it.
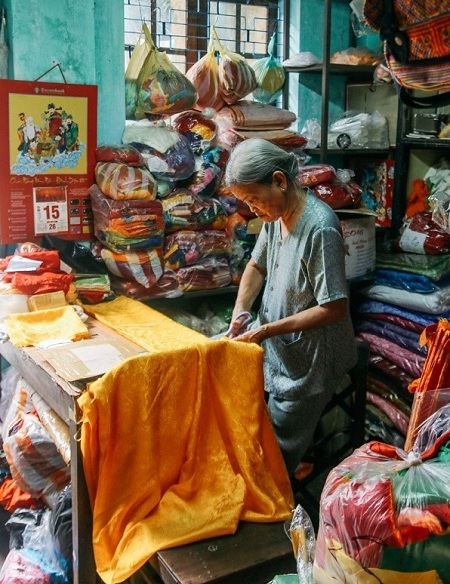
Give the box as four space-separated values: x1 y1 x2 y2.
251 192 357 399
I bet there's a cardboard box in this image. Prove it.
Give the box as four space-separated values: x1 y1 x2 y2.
338 212 376 281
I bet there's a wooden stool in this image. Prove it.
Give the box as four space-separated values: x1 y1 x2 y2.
150 521 296 584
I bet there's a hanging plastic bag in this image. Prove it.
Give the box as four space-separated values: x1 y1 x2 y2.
134 23 197 119
125 26 151 120
186 28 225 112
214 27 257 105
251 33 285 104
0 9 8 79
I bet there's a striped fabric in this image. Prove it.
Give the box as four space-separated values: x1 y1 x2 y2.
364 0 450 93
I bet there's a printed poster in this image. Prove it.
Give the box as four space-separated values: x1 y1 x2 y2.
0 79 97 244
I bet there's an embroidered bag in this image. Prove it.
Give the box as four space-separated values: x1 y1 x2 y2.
364 0 450 107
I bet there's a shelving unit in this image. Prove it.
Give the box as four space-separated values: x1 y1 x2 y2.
391 99 450 235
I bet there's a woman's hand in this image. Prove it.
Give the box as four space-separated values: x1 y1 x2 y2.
232 324 269 346
225 311 253 339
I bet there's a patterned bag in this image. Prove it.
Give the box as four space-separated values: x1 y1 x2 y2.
364 0 450 107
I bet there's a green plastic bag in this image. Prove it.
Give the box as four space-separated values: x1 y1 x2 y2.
251 33 286 104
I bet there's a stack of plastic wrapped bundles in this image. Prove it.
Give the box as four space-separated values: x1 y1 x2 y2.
0 367 73 583
89 143 181 301
353 209 450 447
122 112 242 294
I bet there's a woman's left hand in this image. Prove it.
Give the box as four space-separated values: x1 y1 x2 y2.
232 325 268 346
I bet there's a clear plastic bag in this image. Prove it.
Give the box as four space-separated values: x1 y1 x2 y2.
289 505 316 584
328 110 389 150
95 161 157 200
133 23 197 119
314 401 450 584
123 119 196 181
185 29 225 112
251 33 285 104
214 27 257 105
125 27 150 120
429 189 450 235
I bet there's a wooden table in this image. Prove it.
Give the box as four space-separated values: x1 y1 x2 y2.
0 320 297 584
154 521 296 584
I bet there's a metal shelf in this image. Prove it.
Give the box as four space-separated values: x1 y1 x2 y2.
283 64 377 78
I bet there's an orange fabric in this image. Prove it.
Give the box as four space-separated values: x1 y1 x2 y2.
78 296 293 584
405 179 430 218
0 477 42 512
405 319 450 450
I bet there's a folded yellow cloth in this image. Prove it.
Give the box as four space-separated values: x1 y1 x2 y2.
78 297 294 584
5 305 90 347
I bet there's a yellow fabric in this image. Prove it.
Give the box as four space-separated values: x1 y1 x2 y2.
314 539 443 584
78 296 294 584
4 305 90 347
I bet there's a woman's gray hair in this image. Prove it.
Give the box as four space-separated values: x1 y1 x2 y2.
224 138 299 187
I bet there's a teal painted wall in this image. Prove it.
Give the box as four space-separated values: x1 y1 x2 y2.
288 0 352 133
0 0 380 145
0 0 125 144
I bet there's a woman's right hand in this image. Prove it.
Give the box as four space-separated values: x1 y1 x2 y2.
225 311 253 339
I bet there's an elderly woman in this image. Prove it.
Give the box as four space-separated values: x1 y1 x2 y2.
224 138 357 478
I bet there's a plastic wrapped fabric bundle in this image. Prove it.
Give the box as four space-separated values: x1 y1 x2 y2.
373 268 449 294
161 189 227 233
132 23 197 119
95 161 157 200
357 331 425 378
178 157 222 198
251 33 286 105
175 257 231 292
376 252 450 282
89 184 165 252
95 144 145 167
100 246 164 289
172 110 218 156
185 29 225 112
392 211 450 255
214 27 257 105
30 391 70 465
163 229 232 271
108 269 182 301
360 282 450 315
406 320 450 449
3 410 70 501
355 318 425 355
122 120 196 181
314 401 450 584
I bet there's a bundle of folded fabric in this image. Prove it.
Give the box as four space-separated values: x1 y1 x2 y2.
314 402 450 584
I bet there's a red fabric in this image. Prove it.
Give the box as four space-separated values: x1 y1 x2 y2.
394 211 450 255
0 250 60 273
310 180 362 210
9 272 74 295
296 164 336 187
